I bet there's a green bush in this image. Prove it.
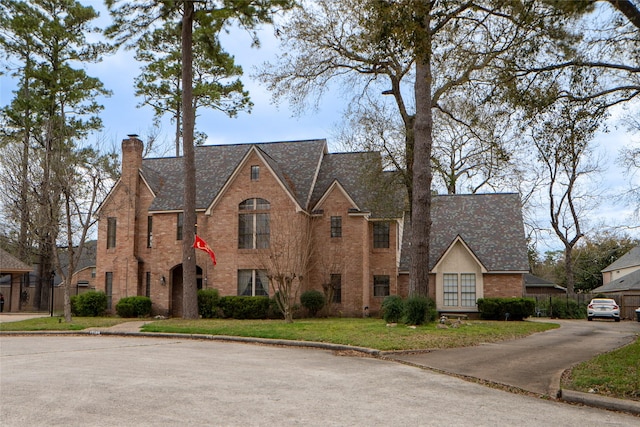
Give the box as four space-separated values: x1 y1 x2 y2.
547 297 586 319
197 289 220 319
300 290 325 317
477 297 535 320
115 302 135 318
382 295 404 323
268 294 285 319
71 291 108 317
115 296 151 318
404 295 436 325
218 296 270 319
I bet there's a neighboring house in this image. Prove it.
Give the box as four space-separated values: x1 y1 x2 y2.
0 242 97 313
593 245 640 319
95 136 530 317
61 240 98 292
0 248 32 313
523 273 567 295
600 245 640 285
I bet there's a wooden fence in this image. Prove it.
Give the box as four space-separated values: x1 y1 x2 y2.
525 293 640 320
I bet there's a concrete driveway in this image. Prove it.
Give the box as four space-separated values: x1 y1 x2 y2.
388 319 640 397
1 334 639 426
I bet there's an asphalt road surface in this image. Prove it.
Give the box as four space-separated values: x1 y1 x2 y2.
1 334 638 426
390 318 640 396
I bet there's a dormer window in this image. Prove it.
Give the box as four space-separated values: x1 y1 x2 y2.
251 165 260 181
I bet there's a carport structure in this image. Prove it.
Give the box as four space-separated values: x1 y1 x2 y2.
0 248 32 312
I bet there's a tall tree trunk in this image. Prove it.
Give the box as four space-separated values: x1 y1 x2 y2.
564 245 575 294
175 102 181 157
181 1 198 319
19 81 32 309
409 9 433 297
35 130 55 311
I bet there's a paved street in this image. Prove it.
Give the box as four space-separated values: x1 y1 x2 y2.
1 334 638 426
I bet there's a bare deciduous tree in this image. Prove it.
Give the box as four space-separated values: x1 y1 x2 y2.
253 212 315 323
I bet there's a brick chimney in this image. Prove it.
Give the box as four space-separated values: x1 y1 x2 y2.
120 135 143 299
122 134 143 179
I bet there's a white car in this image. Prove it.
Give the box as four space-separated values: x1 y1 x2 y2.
587 298 620 322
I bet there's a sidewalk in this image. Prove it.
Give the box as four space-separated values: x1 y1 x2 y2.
0 313 49 323
85 320 151 333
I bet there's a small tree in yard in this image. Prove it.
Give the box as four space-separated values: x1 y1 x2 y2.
255 212 315 323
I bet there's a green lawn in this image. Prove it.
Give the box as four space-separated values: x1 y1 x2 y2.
562 337 640 401
0 316 138 331
140 318 558 350
1 316 557 350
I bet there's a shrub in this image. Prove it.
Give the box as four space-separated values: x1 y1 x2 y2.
115 301 135 318
300 290 325 317
404 295 436 325
115 296 151 318
71 291 108 317
382 295 404 323
268 294 285 319
547 297 586 319
197 289 220 319
477 297 535 320
218 296 270 319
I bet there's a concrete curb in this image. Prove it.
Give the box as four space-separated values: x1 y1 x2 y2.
560 389 640 416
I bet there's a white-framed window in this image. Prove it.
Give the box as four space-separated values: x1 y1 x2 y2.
443 273 476 307
237 269 269 296
461 273 476 307
238 198 270 249
443 273 458 306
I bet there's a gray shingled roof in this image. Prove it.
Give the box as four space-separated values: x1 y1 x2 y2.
592 269 640 293
144 139 326 211
0 248 32 272
399 193 530 272
602 246 640 272
309 151 405 217
524 273 566 291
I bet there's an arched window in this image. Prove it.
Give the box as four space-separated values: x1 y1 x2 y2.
238 198 270 249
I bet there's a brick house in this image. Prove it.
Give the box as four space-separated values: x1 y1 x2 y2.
0 248 32 313
95 136 529 317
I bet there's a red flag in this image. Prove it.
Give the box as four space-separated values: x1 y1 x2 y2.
193 235 217 265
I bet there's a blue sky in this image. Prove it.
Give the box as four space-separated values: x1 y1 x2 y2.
1 0 638 253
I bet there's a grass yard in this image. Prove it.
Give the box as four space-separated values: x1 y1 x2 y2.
0 316 557 350
562 337 640 401
145 317 558 351
0 316 138 331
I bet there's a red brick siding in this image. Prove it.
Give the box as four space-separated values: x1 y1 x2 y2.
483 274 524 298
